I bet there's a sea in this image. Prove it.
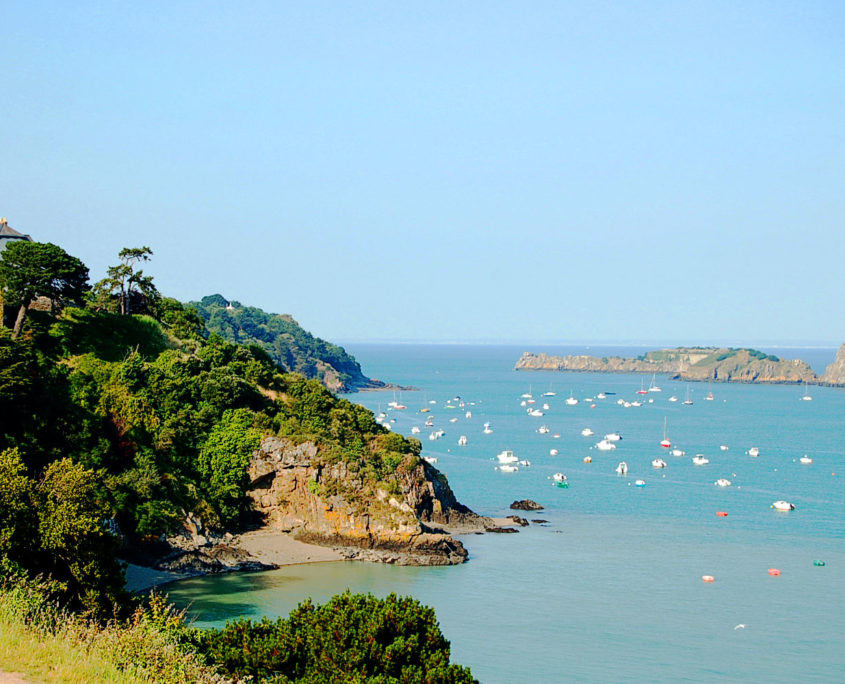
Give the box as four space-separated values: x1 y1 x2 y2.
167 344 845 683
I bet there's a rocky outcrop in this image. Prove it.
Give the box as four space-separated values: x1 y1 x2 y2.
821 344 845 385
245 437 493 565
515 347 820 385
510 499 544 511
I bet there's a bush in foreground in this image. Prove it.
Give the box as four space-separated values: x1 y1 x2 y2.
200 591 478 683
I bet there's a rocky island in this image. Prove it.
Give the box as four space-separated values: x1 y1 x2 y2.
515 347 821 384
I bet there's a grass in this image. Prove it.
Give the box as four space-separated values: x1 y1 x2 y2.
0 583 225 684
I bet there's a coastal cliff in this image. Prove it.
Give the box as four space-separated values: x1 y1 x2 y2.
244 436 493 565
515 347 819 384
820 344 845 385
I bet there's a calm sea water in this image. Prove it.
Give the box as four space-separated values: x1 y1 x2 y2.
169 345 845 683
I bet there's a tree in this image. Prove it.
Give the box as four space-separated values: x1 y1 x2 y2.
93 246 158 315
0 241 90 337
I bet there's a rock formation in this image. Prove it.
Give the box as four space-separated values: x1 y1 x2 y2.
515 347 820 385
245 437 493 565
821 344 845 385
510 499 544 511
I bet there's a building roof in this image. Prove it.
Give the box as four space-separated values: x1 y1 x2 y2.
0 218 34 253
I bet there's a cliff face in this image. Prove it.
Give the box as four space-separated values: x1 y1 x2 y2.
821 344 845 385
245 437 491 565
515 347 819 385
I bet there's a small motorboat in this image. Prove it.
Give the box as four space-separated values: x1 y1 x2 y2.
799 455 812 464
496 450 518 464
538 425 550 434
668 395 678 402
652 458 667 468
425 417 434 427
634 479 646 487
483 426 493 434
771 500 795 511
595 439 616 451
720 445 729 451
583 456 592 463
748 447 760 457
670 448 686 457
692 455 709 466
428 432 438 441
715 478 732 487
411 426 421 434
604 433 622 441
465 411 472 419
449 417 458 423
497 464 518 473
518 460 531 467
550 449 559 456
423 456 438 464
597 393 607 399
615 461 628 475
458 435 467 446
528 409 545 417
542 403 550 410
553 472 567 483
581 428 594 437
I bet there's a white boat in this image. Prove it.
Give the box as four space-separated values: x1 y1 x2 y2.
715 478 732 487
630 401 642 407
465 411 472 419
660 417 671 448
483 425 493 435
799 455 812 464
652 458 667 468
449 417 458 423
668 395 678 403
529 409 545 417
771 500 795 511
616 461 628 474
683 386 693 405
565 393 579 406
518 460 532 467
581 428 594 437
458 435 467 446
634 479 646 487
538 425 550 434
550 449 559 456
595 439 616 451
800 383 813 401
670 448 685 457
497 450 518 464
553 472 567 483
497 464 518 473
692 455 709 466
720 445 729 451
542 403 550 410
583 455 592 463
521 388 533 399
748 447 760 457
411 426 421 434
425 417 434 427
648 374 662 392
428 432 438 441
520 400 527 407
604 433 622 442
423 456 438 464
597 393 607 399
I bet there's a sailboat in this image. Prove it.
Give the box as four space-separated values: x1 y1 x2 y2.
683 385 693 406
648 374 662 392
636 378 648 395
660 417 671 448
542 383 556 397
704 383 714 401
800 382 813 401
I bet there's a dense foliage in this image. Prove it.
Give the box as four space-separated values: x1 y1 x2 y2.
190 294 375 390
0 240 472 681
199 591 478 683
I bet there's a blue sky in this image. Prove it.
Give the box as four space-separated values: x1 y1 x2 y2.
3 2 844 345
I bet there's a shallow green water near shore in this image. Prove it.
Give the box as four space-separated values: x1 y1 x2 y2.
169 345 845 682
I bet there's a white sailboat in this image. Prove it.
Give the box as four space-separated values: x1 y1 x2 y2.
683 385 693 405
800 382 813 401
660 416 671 448
648 374 662 392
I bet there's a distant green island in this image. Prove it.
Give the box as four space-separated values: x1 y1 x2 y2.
516 345 845 386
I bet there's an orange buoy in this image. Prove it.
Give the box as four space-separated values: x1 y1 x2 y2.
716 511 729 517
702 575 715 583
768 568 781 576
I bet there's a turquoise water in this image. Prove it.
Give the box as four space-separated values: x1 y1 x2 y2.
168 345 845 682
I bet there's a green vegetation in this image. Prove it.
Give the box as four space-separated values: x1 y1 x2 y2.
0 240 471 681
199 591 477 683
190 294 377 391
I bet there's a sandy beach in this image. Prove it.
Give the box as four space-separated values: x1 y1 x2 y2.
125 530 344 592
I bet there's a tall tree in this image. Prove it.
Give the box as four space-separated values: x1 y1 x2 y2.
93 246 158 315
0 241 89 338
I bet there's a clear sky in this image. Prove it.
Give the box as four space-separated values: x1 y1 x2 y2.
3 2 844 346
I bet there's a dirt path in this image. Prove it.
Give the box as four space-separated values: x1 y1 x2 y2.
0 672 31 684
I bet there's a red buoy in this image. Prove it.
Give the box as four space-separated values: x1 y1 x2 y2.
716 511 729 517
702 575 715 583
768 568 781 576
